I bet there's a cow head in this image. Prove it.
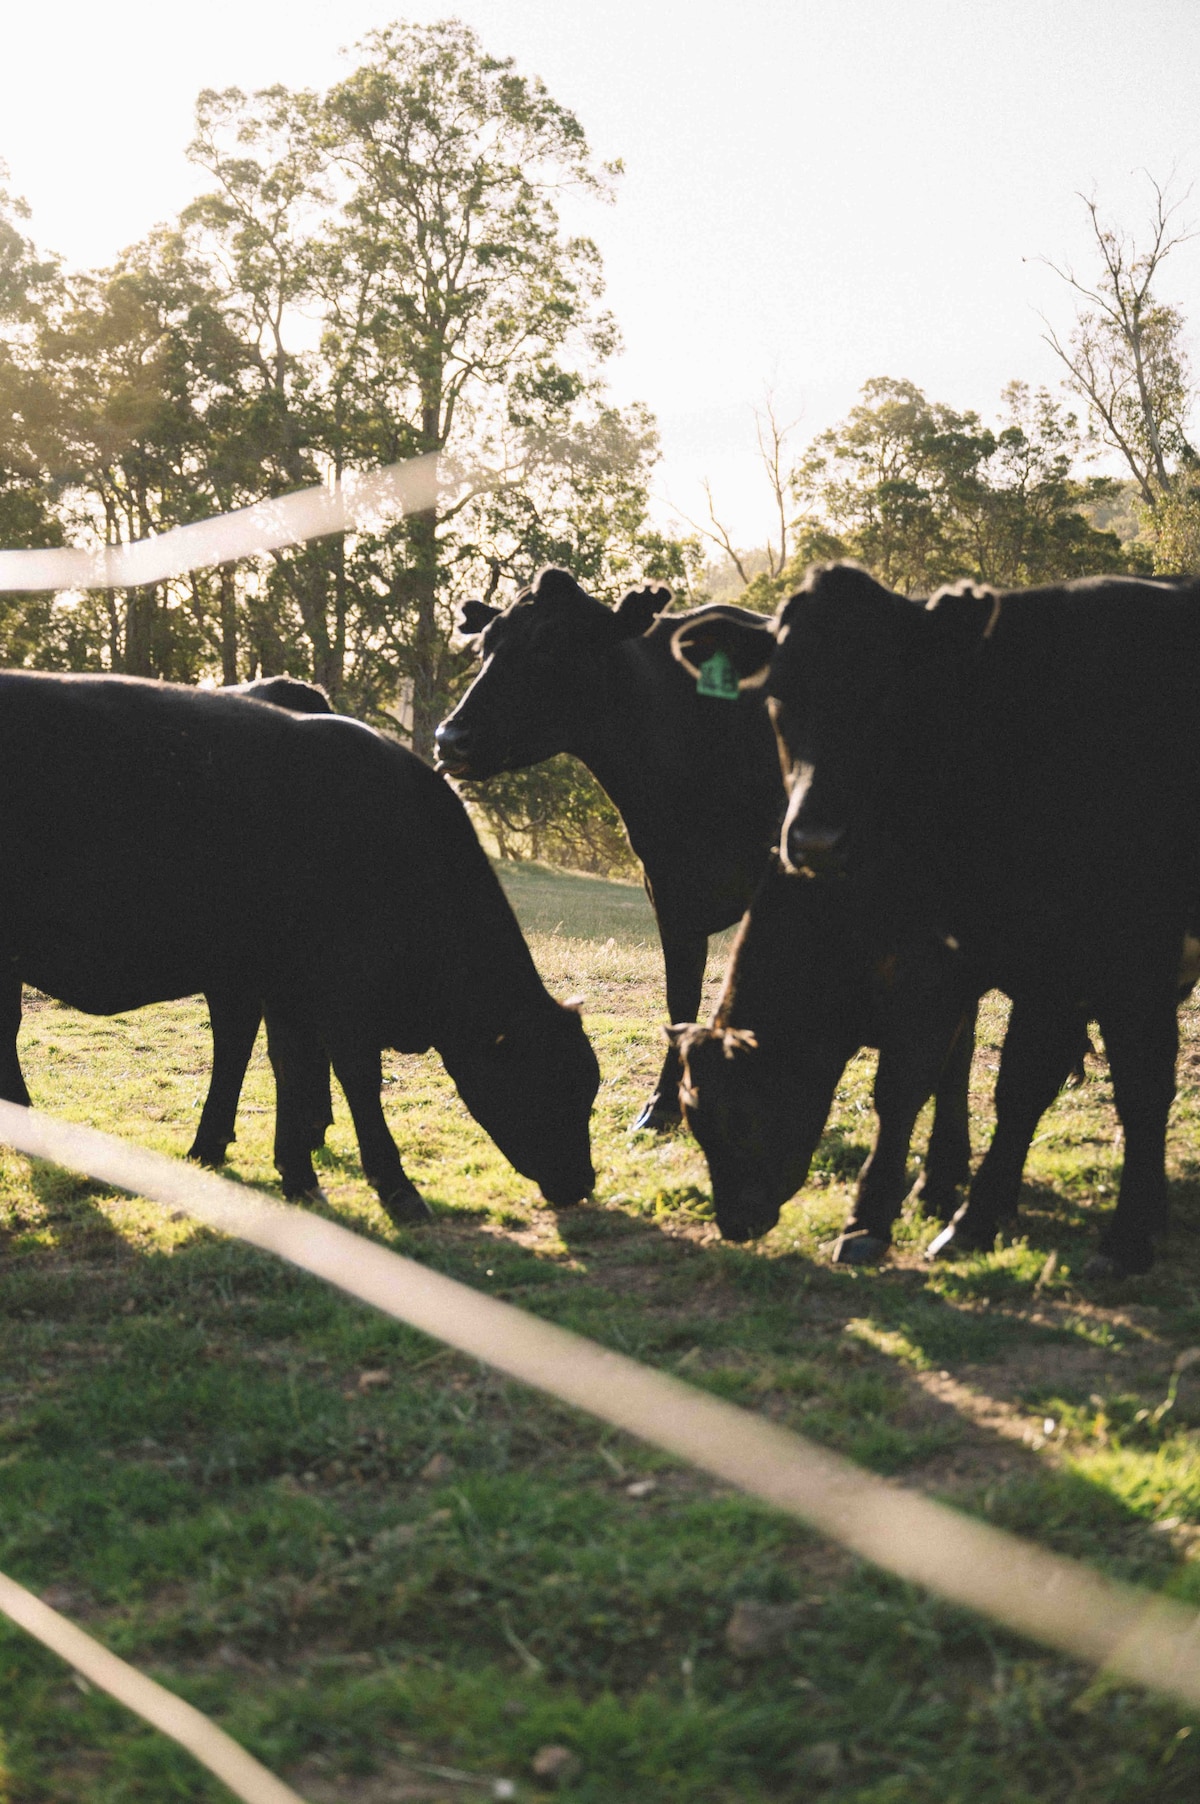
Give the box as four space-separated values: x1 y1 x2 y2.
440 997 600 1206
671 1022 846 1241
766 564 997 880
434 566 671 779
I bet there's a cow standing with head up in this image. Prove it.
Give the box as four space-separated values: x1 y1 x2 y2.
682 562 1200 1279
439 563 977 1222
434 565 789 1131
0 672 599 1221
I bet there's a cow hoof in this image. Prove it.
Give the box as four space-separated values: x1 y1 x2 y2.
186 1142 230 1170
381 1184 433 1227
831 1231 890 1266
281 1175 323 1201
631 1101 681 1134
1083 1247 1153 1281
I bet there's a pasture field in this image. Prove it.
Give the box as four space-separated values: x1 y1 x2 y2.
3 862 1200 1800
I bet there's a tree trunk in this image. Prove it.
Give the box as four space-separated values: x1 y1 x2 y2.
219 564 239 685
408 505 442 762
331 532 347 701
124 584 158 676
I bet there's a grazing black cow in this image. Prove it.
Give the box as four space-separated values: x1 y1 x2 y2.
1 673 335 1169
0 672 599 1220
434 566 784 1130
748 561 1200 1278
669 858 976 1245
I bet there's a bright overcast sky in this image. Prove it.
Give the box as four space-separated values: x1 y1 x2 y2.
4 0 1199 547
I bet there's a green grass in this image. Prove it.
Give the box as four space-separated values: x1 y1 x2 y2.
3 860 1200 1799
493 859 658 944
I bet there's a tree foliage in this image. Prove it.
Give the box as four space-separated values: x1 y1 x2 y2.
789 376 1127 595
0 26 681 762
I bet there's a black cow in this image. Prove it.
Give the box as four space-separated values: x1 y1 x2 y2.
750 561 1200 1278
434 566 784 1130
1 673 335 1169
669 858 976 1246
0 672 599 1220
669 851 1109 1256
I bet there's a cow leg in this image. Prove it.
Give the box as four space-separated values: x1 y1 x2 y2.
834 960 973 1266
635 925 709 1132
327 1042 433 1228
915 1004 977 1221
0 971 31 1107
264 1010 330 1200
929 996 1086 1260
834 1019 967 1263
187 989 263 1166
1085 996 1177 1279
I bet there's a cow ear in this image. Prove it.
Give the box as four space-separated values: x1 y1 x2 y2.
454 598 501 642
671 611 774 690
924 581 1003 650
612 582 671 639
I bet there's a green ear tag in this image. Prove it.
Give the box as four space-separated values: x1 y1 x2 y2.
696 649 740 701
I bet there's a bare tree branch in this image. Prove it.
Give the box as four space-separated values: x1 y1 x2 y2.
1038 175 1196 508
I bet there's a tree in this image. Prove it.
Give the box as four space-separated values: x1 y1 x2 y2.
674 389 800 613
1041 177 1197 525
790 377 960 593
319 18 651 753
789 377 1126 594
936 381 1129 586
175 24 677 748
0 170 67 666
183 82 356 693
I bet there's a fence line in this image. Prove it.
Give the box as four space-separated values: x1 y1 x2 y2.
0 454 442 592
3 1098 1200 1717
0 1569 309 1804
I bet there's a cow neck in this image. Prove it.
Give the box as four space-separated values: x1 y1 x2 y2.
715 865 876 1055
563 645 647 814
434 851 551 1054
565 636 694 866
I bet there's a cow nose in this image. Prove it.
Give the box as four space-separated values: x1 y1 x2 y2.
433 719 473 773
783 821 846 876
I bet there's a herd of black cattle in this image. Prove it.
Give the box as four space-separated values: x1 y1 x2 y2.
2 559 1198 1282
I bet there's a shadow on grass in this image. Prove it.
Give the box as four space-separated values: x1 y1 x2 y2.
6 1139 1200 1800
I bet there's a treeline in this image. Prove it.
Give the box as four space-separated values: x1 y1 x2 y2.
1 25 1196 873
0 20 694 759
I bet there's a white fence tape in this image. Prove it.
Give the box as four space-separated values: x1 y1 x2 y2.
4 1101 1200 1714
0 1568 309 1802
0 456 442 592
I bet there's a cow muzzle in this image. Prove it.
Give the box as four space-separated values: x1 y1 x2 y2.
783 820 847 876
433 718 480 777
714 1182 782 1243
540 1160 596 1208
